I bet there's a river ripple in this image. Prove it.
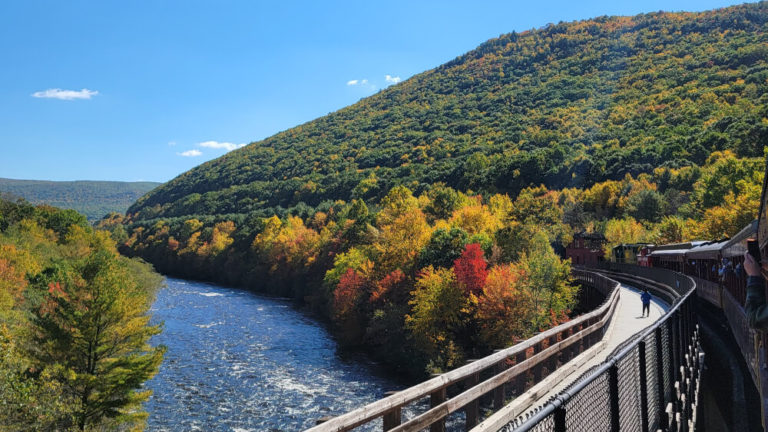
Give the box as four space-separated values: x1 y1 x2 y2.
144 278 403 431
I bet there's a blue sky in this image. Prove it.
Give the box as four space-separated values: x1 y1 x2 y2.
0 0 750 182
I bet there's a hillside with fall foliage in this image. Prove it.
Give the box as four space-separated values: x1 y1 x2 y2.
128 2 768 222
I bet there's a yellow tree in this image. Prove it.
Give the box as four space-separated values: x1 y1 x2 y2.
197 221 236 257
406 266 466 372
449 204 502 237
603 217 649 256
374 209 432 274
695 179 761 239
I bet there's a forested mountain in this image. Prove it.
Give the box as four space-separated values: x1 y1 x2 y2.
0 178 160 221
129 2 768 221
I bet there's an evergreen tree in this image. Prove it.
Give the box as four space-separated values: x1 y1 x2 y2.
26 250 164 431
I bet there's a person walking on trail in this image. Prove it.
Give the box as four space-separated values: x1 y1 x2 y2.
641 289 652 317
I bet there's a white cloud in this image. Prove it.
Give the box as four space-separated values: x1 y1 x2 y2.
361 79 368 85
178 149 202 157
385 75 401 84
198 141 246 151
347 79 359 86
32 88 98 100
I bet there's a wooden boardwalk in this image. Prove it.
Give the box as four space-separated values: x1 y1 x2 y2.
474 282 669 431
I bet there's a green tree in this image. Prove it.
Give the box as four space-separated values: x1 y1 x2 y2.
418 228 469 269
26 251 164 431
517 232 576 332
654 216 687 244
626 189 665 222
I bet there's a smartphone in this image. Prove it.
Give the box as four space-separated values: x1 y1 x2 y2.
748 238 761 264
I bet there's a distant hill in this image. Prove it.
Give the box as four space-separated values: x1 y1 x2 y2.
0 178 160 221
127 2 768 222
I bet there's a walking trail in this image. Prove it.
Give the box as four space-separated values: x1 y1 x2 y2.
476 282 669 431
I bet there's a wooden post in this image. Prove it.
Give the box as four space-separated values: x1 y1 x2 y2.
430 387 447 432
515 351 527 394
577 324 585 355
550 334 559 371
533 342 543 382
494 361 506 409
465 371 480 430
382 391 401 431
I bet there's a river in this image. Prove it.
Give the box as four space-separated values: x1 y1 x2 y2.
143 278 404 431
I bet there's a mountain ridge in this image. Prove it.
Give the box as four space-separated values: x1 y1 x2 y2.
129 2 768 221
0 178 160 221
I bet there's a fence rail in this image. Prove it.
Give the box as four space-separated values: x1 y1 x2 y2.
305 270 620 432
505 265 703 432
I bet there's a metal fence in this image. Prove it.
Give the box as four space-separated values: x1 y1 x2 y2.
507 266 702 432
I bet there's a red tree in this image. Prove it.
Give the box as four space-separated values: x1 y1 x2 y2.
454 243 488 295
370 269 408 305
334 268 367 318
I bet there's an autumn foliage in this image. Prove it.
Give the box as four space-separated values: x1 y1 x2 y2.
454 243 488 296
116 145 766 378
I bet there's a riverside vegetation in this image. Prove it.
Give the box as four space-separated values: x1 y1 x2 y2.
0 198 164 431
111 3 768 378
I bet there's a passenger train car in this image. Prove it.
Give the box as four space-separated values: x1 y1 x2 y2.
636 221 757 306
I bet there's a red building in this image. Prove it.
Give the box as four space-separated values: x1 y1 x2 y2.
565 232 606 266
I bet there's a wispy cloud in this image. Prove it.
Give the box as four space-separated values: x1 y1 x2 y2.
347 79 369 86
199 140 246 151
178 149 202 157
168 141 177 146
385 75 401 84
32 88 98 100
347 79 359 86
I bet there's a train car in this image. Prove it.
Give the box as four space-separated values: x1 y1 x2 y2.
648 241 707 272
720 220 758 305
637 245 654 267
612 243 649 264
685 239 728 282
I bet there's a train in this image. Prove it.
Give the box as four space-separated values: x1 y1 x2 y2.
612 220 758 306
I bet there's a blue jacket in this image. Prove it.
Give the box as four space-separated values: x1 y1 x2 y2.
641 291 652 305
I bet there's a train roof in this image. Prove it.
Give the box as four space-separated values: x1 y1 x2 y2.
648 249 689 259
686 240 729 259
652 241 708 252
671 220 758 259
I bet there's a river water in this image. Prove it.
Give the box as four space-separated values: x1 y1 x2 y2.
144 278 404 431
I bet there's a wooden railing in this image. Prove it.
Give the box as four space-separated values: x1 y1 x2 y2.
305 270 620 432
